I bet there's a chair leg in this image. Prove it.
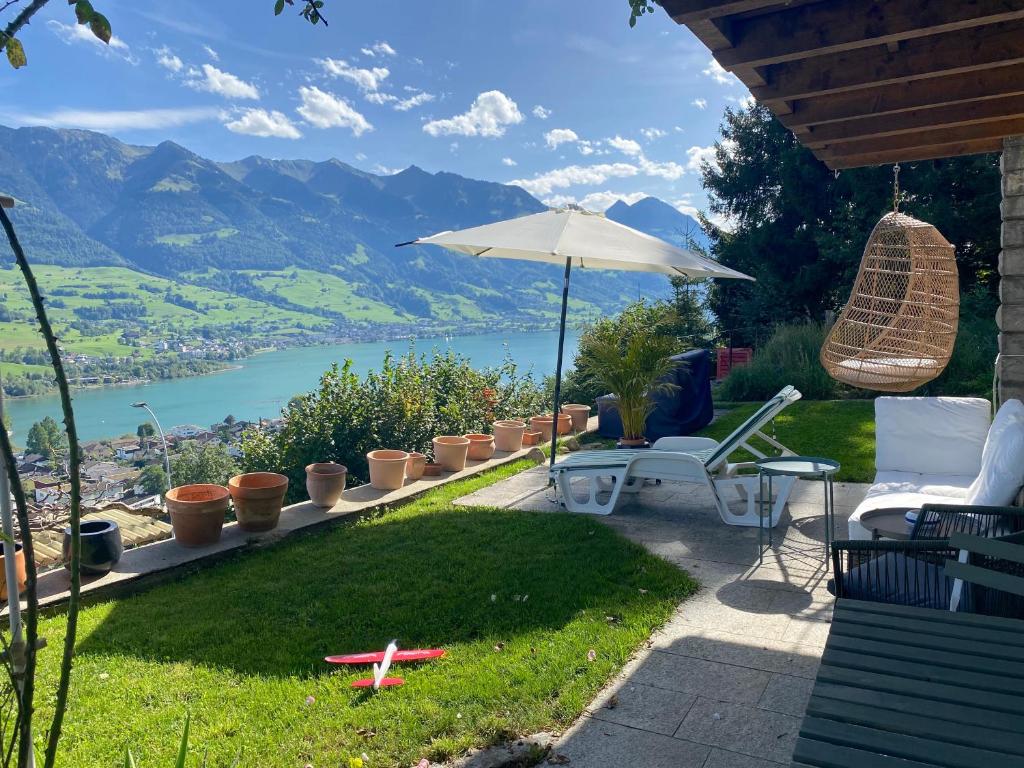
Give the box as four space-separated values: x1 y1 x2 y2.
555 469 625 515
712 475 792 528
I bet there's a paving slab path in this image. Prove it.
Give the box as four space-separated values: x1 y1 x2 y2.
455 461 869 767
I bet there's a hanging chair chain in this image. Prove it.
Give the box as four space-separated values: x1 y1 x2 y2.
892 163 901 213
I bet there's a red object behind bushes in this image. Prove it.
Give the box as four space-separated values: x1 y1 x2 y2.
716 347 753 380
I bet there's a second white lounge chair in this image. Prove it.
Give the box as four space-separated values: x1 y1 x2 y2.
550 386 802 526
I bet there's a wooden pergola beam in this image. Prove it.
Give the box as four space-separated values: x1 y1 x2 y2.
751 18 1024 103
780 63 1024 128
820 137 1004 168
717 0 1024 69
801 93 1024 147
660 0 793 24
819 116 1024 157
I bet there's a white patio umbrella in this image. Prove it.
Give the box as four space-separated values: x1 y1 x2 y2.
400 206 754 471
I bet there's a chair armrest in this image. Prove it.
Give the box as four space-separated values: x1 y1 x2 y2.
917 503 1024 538
651 436 719 452
830 538 958 603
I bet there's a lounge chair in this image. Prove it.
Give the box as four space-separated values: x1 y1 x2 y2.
550 385 802 525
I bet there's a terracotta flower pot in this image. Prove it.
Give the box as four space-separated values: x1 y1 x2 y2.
561 404 591 432
229 472 289 532
464 433 496 461
492 419 526 452
555 413 573 435
367 450 409 490
530 415 554 441
165 483 230 547
423 462 444 476
305 463 347 508
0 543 26 601
521 429 542 446
406 452 427 481
433 436 471 472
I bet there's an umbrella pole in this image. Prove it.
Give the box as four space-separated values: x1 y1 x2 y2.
549 257 572 475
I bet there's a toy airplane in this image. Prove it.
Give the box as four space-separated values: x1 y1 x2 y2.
326 640 445 690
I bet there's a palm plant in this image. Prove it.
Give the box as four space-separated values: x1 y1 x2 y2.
577 317 681 442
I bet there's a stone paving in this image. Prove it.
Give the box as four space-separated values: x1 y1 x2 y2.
455 462 870 767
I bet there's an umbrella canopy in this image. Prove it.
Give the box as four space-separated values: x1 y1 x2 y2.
403 206 754 476
410 207 753 281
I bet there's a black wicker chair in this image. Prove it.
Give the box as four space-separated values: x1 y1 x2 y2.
945 532 1024 619
830 504 1024 613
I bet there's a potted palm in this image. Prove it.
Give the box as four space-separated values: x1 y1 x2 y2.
577 318 681 448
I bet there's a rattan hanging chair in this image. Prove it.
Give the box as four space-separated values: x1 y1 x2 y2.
820 211 959 393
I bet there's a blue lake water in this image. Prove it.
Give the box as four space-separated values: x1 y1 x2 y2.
3 330 581 442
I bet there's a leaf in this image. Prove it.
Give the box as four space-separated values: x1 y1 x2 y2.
74 0 94 24
175 713 190 768
89 12 112 44
5 37 26 69
274 0 285 14
123 748 137 768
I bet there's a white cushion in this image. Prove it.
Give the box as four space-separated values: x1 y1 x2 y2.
964 399 1024 506
874 397 990 476
847 475 971 540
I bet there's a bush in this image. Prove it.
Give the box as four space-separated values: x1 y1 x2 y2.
718 290 998 402
241 349 545 503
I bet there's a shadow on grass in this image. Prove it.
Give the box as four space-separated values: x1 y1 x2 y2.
74 507 694 679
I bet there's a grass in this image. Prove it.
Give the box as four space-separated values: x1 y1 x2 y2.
33 461 696 767
243 267 410 324
697 400 876 483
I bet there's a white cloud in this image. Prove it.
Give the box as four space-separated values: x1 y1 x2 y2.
691 98 707 110
545 128 579 149
703 58 739 86
365 92 397 105
361 41 397 57
423 90 523 138
501 157 517 167
394 91 435 111
223 108 302 139
607 135 642 156
545 190 648 211
686 144 718 173
374 164 403 175
297 86 373 135
155 46 183 73
641 127 667 141
509 163 639 197
318 58 390 92
578 142 596 156
46 19 136 63
185 63 259 100
355 152 368 162
532 105 551 119
638 155 685 181
203 45 220 61
2 106 220 132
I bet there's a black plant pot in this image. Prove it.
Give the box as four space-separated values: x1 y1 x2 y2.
63 519 123 576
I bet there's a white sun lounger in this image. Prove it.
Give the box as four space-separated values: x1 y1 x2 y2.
550 386 802 526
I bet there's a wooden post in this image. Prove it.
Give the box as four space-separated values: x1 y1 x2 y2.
998 136 1024 405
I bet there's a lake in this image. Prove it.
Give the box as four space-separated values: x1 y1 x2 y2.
2 330 582 443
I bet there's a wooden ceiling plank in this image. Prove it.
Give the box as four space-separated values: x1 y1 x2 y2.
821 137 1004 169
780 63 1024 128
820 116 1024 156
717 0 1024 68
661 0 793 24
751 18 1024 103
801 93 1024 147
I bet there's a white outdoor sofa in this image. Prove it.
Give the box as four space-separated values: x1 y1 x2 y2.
847 396 1024 539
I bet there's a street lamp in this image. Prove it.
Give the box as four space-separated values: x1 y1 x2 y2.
130 401 172 492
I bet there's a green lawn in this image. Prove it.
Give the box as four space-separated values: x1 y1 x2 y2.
698 400 876 483
34 461 696 767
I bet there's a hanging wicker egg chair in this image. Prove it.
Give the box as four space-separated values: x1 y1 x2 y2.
820 211 959 393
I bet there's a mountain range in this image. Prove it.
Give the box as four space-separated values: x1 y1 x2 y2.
0 125 707 329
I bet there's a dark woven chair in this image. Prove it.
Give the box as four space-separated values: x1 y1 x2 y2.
945 532 1024 619
830 504 1024 613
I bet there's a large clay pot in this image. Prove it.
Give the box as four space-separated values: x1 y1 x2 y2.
433 436 470 472
64 519 122 576
521 430 542 446
406 452 427 481
464 433 496 461
555 413 573 435
561 404 591 433
367 450 409 490
305 462 347 508
229 472 289 532
492 419 526 452
0 543 26 601
165 483 230 547
530 415 554 441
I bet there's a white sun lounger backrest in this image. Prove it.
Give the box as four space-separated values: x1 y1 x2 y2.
703 386 802 471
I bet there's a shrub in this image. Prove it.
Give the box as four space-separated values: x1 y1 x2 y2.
241 349 545 503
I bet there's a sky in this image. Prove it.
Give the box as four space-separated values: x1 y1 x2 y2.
0 0 752 218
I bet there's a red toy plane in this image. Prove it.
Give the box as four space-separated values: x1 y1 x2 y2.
326 641 445 690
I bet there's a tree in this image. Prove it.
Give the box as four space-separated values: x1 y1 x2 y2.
25 416 63 461
137 464 167 496
223 414 236 426
700 104 1000 344
136 422 155 439
171 442 240 487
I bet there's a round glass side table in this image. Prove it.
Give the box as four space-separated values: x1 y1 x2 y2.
755 456 840 565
